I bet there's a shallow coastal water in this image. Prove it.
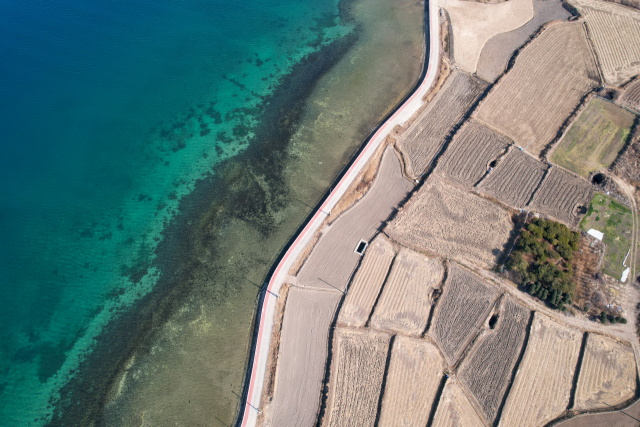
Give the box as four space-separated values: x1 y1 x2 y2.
0 0 424 425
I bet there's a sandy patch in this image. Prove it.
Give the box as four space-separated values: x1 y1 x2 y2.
431 378 486 427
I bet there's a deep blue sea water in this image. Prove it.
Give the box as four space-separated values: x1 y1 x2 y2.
0 0 351 423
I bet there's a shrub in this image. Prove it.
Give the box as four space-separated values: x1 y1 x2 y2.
600 311 608 324
620 317 628 324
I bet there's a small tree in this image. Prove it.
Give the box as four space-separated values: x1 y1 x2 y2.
620 317 628 324
600 311 608 324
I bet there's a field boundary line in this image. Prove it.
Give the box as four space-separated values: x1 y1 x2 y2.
567 332 589 411
363 251 398 328
236 0 441 425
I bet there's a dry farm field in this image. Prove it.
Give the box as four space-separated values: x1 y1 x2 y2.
338 234 396 328
620 78 640 112
574 334 637 411
498 313 582 427
475 22 601 156
270 288 341 427
435 119 510 187
370 249 444 335
438 0 534 73
479 148 547 208
571 0 640 86
398 71 487 178
323 329 390 427
551 97 635 178
477 0 572 82
528 166 593 226
430 263 500 365
431 378 486 427
386 177 514 268
377 337 445 427
459 297 530 424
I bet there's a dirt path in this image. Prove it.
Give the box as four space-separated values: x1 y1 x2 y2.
296 147 413 292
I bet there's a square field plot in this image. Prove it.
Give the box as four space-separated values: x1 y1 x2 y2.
386 177 514 269
580 193 633 280
551 97 635 178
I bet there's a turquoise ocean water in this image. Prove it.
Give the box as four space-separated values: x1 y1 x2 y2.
0 0 352 424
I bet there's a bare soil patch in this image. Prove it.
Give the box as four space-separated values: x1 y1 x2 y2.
435 118 510 188
612 125 640 186
440 0 534 73
620 78 640 112
386 177 514 269
397 71 487 178
270 288 341 427
475 21 601 156
551 97 635 178
479 147 548 209
338 234 396 328
498 312 582 427
431 378 486 427
296 147 413 291
477 0 572 82
574 333 636 411
557 398 640 426
528 166 593 227
370 249 444 336
323 328 390 427
571 0 640 86
378 337 445 427
459 297 530 424
430 263 500 365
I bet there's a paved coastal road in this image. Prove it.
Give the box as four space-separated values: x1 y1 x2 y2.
238 1 441 426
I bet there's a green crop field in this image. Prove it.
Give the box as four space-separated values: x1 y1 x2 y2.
580 193 633 280
551 97 635 178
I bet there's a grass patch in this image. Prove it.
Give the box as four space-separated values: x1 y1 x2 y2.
580 193 633 280
551 97 635 177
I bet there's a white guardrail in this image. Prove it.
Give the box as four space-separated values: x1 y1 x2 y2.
239 1 440 425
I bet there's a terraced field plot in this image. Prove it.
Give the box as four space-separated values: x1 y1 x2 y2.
370 249 444 335
431 379 485 427
529 166 593 226
398 71 487 178
271 288 341 427
479 148 547 208
580 193 633 280
499 313 582 427
620 79 640 112
571 0 640 86
338 234 396 328
435 119 510 188
459 297 530 424
378 337 444 427
324 329 390 427
475 22 601 156
477 0 571 82
430 263 500 365
551 98 635 178
574 334 636 411
386 178 514 268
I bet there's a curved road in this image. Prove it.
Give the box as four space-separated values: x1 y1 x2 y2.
237 1 441 425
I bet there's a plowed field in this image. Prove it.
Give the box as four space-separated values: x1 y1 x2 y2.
378 337 445 427
574 334 637 411
571 0 640 86
271 288 341 427
528 166 593 226
430 263 500 365
431 379 486 427
338 234 396 328
324 329 390 427
386 178 514 268
370 249 444 335
398 71 487 178
436 119 510 188
479 148 547 208
475 22 600 156
620 79 640 112
498 313 582 427
459 297 530 424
